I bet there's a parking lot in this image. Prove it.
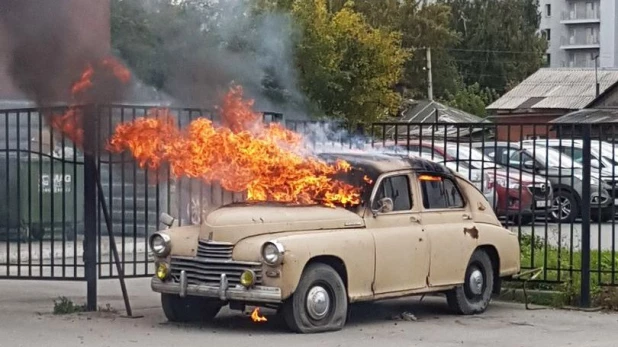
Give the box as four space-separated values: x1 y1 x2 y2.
2 278 618 347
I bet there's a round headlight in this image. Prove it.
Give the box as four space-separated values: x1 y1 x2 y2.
240 270 256 288
149 232 171 257
156 262 169 280
261 241 284 266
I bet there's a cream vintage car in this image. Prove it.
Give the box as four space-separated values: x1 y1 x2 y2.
148 152 520 333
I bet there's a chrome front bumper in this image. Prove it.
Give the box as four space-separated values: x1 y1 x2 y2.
151 271 283 304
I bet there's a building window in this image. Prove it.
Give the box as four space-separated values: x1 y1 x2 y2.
546 4 551 16
544 54 551 66
546 29 551 41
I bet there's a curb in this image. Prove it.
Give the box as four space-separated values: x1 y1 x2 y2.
2 240 148 264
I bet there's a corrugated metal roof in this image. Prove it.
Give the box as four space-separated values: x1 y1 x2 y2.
383 99 491 139
550 108 618 123
487 68 618 110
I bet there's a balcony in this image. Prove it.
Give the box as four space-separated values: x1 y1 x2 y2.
560 35 600 50
561 9 601 24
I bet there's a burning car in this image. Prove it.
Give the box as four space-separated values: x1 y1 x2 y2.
148 152 520 333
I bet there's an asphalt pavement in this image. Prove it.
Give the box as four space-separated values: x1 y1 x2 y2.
1 278 618 347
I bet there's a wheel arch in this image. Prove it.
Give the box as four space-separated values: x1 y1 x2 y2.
552 184 581 205
476 245 501 294
304 255 349 294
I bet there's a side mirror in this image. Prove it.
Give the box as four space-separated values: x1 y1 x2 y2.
523 160 537 170
372 197 394 216
159 212 178 229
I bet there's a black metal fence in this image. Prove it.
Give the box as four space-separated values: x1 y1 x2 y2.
1 105 617 308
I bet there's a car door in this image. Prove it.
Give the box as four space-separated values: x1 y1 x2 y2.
364 171 429 294
418 173 478 287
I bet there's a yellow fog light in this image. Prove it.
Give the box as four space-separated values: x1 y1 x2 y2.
156 262 169 280
240 270 256 288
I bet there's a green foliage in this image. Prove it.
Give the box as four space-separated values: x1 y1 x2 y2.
291 0 409 124
517 233 618 308
53 296 86 315
443 83 499 117
439 0 547 94
110 0 548 122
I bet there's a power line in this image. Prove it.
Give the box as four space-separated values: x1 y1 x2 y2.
443 48 544 55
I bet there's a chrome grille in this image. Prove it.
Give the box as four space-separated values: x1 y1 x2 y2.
170 257 263 286
170 240 262 286
196 240 233 260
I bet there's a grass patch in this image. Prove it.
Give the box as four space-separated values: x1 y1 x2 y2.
514 233 618 308
53 296 86 315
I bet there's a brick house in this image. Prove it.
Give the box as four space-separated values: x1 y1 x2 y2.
486 68 618 141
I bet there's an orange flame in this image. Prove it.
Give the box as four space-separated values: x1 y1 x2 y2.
250 307 267 323
49 57 131 148
107 85 363 208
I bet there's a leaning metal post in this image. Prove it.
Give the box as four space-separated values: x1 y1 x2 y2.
95 167 135 317
580 124 592 308
82 105 98 311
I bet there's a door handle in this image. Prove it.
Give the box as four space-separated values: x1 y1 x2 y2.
462 213 472 220
410 216 421 223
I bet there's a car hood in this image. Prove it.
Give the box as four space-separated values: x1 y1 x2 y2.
200 203 365 244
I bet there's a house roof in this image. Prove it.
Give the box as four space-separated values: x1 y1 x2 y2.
383 99 490 139
550 108 618 124
486 68 618 111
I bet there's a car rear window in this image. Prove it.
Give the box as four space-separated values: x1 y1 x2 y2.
419 175 464 209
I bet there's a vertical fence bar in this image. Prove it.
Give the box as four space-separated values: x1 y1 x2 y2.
84 105 98 311
580 123 592 308
27 111 32 277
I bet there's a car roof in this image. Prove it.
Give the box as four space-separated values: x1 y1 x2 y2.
317 152 453 177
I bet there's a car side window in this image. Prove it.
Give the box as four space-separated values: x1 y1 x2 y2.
420 176 465 209
560 146 583 163
508 150 534 166
372 175 412 211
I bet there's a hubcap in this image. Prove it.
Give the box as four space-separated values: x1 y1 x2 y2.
468 268 484 296
306 286 330 320
551 196 571 220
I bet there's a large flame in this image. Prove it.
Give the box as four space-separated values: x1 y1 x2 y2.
107 85 362 207
45 58 363 208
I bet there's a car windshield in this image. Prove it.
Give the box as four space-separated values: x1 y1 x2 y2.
527 146 583 168
445 145 502 170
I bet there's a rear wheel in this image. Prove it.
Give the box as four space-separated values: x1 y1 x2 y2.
446 250 494 315
161 294 222 323
281 263 348 333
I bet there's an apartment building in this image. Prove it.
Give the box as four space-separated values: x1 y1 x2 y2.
540 0 618 68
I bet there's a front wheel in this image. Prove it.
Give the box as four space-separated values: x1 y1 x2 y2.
446 250 494 315
281 263 348 333
550 190 578 223
161 294 222 323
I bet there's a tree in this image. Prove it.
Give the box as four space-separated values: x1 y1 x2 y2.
326 1 461 100
291 0 409 124
440 0 547 94
443 82 499 117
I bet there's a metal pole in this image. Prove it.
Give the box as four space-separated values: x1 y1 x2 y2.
426 47 433 101
580 124 592 308
83 106 97 311
95 168 133 317
594 54 600 97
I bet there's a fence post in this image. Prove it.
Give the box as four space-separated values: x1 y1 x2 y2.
580 123 592 308
83 106 98 311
